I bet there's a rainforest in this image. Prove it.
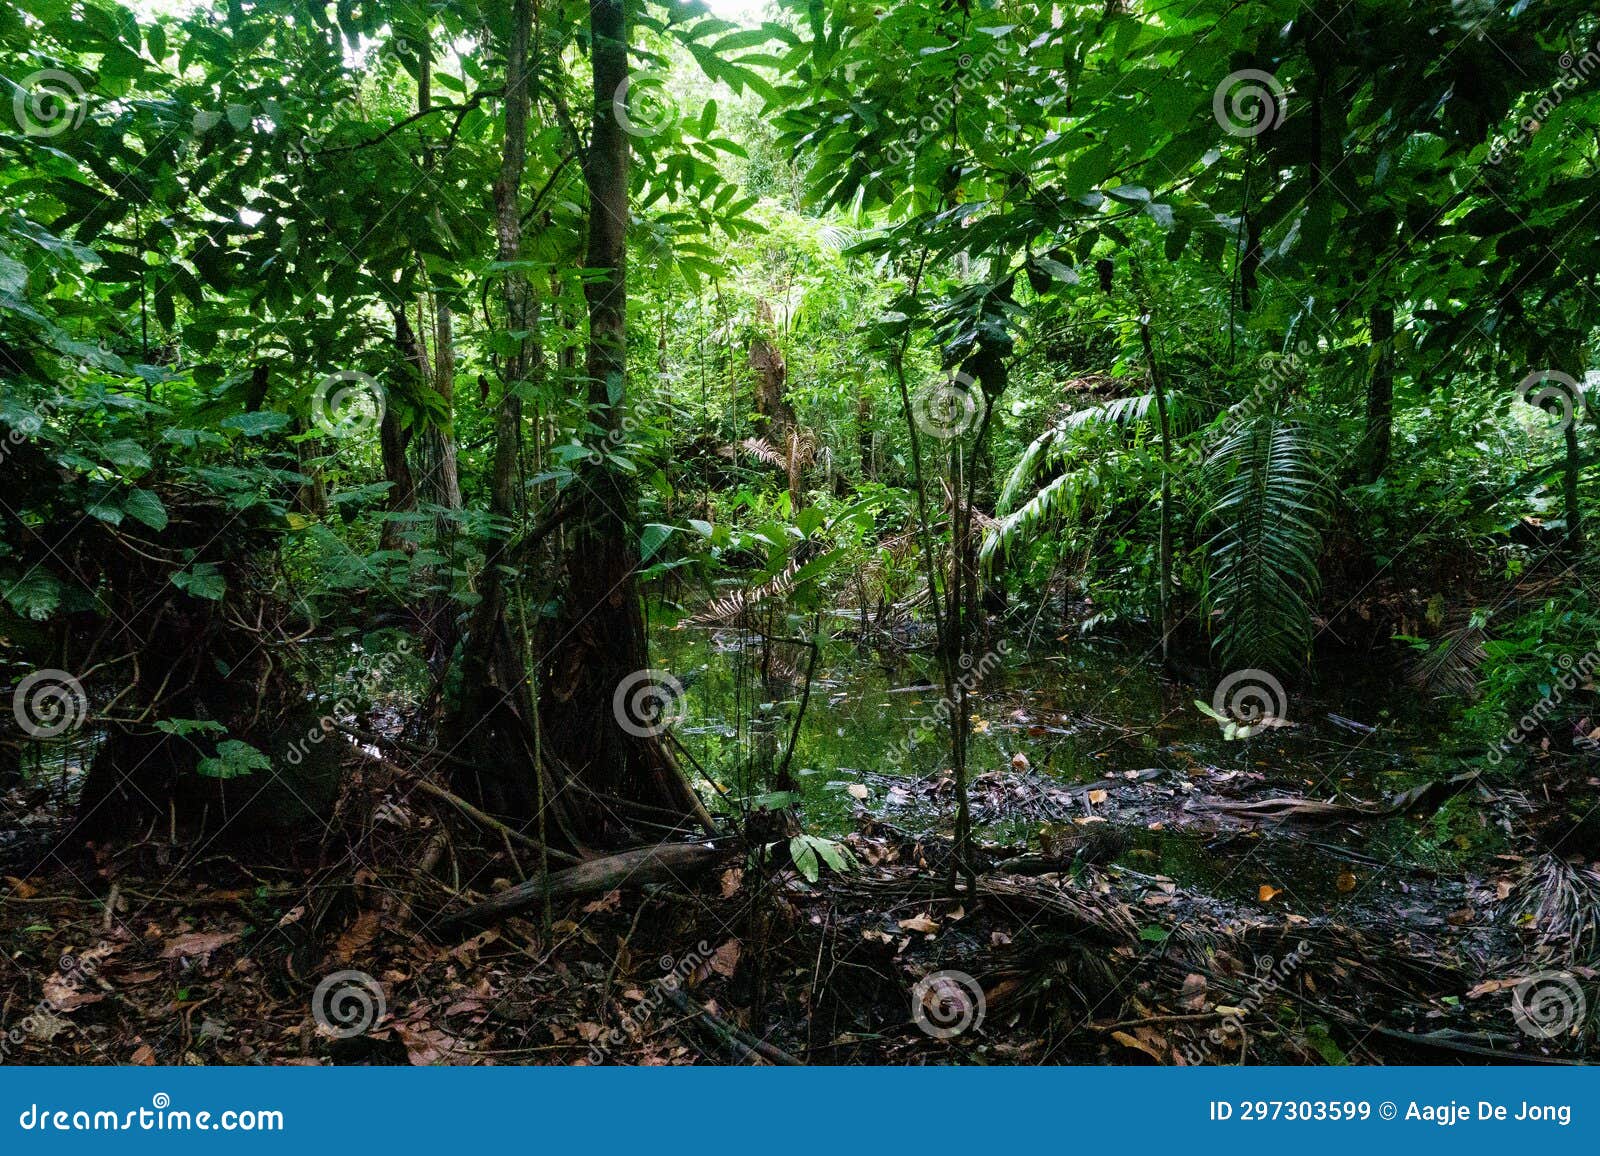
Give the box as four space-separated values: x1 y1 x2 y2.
0 0 1598 1067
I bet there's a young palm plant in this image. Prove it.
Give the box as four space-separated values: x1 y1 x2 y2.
1201 413 1334 673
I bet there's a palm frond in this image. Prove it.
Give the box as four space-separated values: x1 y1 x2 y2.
1202 414 1332 673
996 391 1200 514
981 467 1103 566
1408 624 1487 700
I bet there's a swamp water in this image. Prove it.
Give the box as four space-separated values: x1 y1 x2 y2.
655 626 1482 917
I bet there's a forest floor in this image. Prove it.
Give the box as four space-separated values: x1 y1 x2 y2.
4 653 1598 1066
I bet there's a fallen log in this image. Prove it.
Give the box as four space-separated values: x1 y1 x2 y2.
1188 770 1484 827
441 841 724 928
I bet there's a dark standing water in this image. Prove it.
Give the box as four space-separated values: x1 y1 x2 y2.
655 624 1483 913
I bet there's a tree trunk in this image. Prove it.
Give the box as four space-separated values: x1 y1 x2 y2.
1360 301 1394 484
444 0 556 824
537 0 708 843
1563 419 1584 557
750 299 796 446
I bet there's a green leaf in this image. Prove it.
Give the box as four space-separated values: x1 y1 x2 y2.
221 411 290 437
155 718 228 737
4 570 62 620
171 563 226 601
789 834 820 882
196 739 270 779
122 488 168 531
99 438 152 471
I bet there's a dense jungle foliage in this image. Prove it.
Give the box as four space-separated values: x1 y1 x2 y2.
2 0 1599 1067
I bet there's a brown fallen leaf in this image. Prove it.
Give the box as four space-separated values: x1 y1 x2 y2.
1110 1029 1164 1063
160 930 241 960
898 913 940 934
4 875 38 899
129 1043 156 1065
335 910 380 963
709 939 741 978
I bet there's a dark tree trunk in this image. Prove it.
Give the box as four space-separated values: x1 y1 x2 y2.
537 0 708 843
1564 420 1584 557
378 318 417 556
1360 302 1394 484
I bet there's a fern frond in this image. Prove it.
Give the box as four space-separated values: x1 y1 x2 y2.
738 437 788 469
